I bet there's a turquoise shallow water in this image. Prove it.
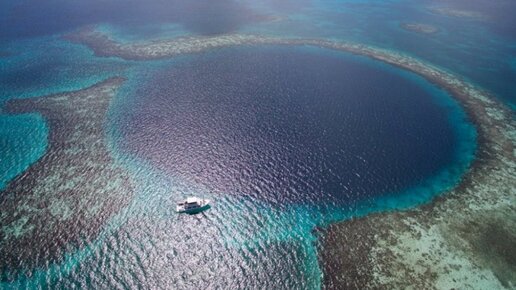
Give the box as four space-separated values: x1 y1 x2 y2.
0 0 513 288
0 114 48 190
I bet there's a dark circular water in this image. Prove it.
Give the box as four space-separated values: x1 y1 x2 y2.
119 46 457 205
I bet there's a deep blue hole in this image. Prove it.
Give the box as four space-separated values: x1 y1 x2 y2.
119 46 458 205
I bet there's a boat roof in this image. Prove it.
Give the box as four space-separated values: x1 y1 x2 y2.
186 197 201 203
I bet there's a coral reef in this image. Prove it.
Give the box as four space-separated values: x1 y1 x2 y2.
0 78 134 280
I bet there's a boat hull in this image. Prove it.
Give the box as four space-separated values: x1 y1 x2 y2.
176 200 211 214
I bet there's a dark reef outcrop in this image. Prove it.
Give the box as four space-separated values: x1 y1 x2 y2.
400 23 439 34
0 51 12 58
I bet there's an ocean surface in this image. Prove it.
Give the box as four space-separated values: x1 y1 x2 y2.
117 46 467 206
0 0 514 288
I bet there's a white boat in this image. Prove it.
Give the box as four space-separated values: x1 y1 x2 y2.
176 197 211 214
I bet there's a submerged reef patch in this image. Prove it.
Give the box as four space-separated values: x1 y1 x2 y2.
427 7 487 20
400 23 439 35
59 29 516 288
0 78 134 280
